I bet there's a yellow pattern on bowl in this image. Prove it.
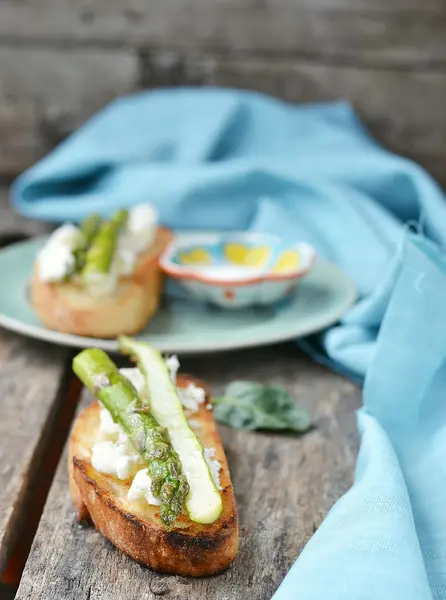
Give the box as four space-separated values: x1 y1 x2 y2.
272 250 301 273
178 248 211 265
224 243 270 267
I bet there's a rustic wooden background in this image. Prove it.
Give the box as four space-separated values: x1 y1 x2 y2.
0 0 445 186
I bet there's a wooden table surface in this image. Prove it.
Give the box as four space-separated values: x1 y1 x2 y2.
0 190 361 600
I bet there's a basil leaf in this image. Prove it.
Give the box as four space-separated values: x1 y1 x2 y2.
213 381 312 433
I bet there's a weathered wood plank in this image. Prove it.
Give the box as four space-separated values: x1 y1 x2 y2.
203 55 446 161
0 188 51 239
0 335 72 569
0 105 39 179
267 0 445 6
0 2 446 67
0 193 71 572
1 4 445 185
0 46 137 177
16 346 360 600
408 155 446 192
3 46 445 185
0 47 137 113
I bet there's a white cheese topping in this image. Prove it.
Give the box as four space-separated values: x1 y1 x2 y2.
98 405 123 440
124 204 158 254
37 224 79 282
91 358 217 507
127 469 161 505
83 262 120 298
119 367 146 394
177 383 206 412
91 440 144 480
91 373 110 391
93 395 144 480
165 355 180 383
204 447 222 491
115 204 159 277
115 246 136 277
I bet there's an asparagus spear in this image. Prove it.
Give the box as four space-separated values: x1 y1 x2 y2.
109 208 128 229
72 213 101 273
119 337 223 525
73 348 189 527
81 209 128 282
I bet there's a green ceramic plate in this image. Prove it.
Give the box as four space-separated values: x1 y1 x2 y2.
0 235 356 354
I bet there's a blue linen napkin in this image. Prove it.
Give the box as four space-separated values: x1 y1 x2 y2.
11 88 446 599
273 234 446 600
11 88 446 381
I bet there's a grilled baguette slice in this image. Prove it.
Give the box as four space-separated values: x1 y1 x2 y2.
31 227 173 338
69 376 239 577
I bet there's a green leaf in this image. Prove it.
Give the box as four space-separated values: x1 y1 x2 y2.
212 381 312 433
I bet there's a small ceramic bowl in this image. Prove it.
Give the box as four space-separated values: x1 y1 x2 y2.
160 233 316 308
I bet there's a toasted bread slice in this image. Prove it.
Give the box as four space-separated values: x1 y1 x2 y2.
31 227 173 338
69 376 239 577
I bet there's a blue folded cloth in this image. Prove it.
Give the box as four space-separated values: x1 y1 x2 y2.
11 89 446 598
12 88 446 381
273 234 446 600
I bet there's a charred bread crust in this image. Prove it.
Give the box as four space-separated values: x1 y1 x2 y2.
68 376 239 577
31 227 173 338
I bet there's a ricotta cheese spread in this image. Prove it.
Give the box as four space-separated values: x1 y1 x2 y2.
165 355 180 383
37 224 79 282
120 204 158 256
91 404 145 480
204 447 222 491
127 469 161 505
177 383 206 412
91 439 144 480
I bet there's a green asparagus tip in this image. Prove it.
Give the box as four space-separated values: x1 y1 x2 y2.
118 335 135 353
72 348 118 395
109 209 128 228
